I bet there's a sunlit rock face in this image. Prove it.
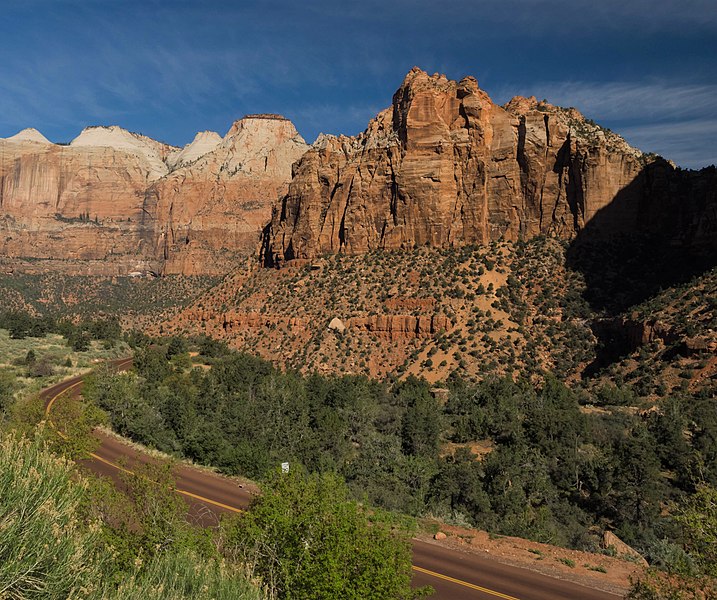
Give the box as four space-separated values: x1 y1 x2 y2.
264 68 715 266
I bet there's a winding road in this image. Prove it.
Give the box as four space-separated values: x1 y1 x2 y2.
42 362 623 600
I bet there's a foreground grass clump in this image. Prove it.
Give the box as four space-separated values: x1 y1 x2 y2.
0 432 102 599
106 549 263 600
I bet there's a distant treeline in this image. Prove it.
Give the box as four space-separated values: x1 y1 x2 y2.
84 337 717 566
0 310 121 350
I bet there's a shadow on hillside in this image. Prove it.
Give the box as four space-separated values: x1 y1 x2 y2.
564 159 716 374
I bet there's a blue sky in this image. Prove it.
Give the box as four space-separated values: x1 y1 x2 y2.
1 0 715 168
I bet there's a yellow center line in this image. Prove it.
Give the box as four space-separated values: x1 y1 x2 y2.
45 370 246 513
45 365 521 599
88 453 243 512
87 451 135 475
174 488 244 513
45 380 83 417
412 566 520 599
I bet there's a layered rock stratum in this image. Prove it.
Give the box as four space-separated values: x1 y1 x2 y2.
0 116 307 275
263 68 716 266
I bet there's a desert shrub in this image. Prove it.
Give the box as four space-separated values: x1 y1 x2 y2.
226 467 426 600
0 432 103 599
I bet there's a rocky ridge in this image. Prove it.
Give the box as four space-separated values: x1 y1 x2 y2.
1 68 715 279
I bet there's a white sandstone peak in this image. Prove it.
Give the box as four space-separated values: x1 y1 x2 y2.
213 115 308 178
167 130 222 170
5 128 52 144
70 125 170 179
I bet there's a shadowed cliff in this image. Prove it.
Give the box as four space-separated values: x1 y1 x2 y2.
565 160 716 374
566 160 716 315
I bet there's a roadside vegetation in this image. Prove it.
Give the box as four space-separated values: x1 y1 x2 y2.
81 337 716 573
0 431 265 600
0 422 423 599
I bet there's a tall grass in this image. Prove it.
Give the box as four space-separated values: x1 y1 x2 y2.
0 431 102 599
105 549 266 600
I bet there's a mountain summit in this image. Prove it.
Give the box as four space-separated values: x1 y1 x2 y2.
0 69 714 277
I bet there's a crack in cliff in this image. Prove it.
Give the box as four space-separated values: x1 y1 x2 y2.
516 117 536 232
537 115 551 233
564 135 586 231
338 175 355 251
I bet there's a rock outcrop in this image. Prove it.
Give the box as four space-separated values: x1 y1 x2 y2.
348 314 451 340
328 317 346 333
150 116 308 275
177 308 308 335
263 68 716 266
0 116 308 275
602 531 649 567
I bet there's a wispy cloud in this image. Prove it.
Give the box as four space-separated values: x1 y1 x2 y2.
492 80 717 122
325 0 717 34
620 120 717 169
0 0 714 168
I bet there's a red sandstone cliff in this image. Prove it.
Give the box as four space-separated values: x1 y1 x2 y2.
0 126 171 275
148 116 308 275
263 68 715 266
2 70 714 277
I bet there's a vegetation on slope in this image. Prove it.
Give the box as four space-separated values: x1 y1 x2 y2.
0 339 424 600
0 272 218 328
158 237 715 399
158 239 597 383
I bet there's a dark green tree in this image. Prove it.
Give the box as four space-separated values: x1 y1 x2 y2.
398 376 441 459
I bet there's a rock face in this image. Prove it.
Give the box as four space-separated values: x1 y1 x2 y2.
3 69 714 277
263 68 716 266
0 116 308 275
348 314 451 341
602 531 649 567
0 127 171 275
328 317 346 333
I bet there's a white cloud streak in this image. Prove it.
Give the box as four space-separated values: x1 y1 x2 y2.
492 80 717 122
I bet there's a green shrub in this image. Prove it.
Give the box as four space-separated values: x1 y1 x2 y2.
227 467 428 600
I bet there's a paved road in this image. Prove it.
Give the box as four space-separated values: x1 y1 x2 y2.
42 364 623 600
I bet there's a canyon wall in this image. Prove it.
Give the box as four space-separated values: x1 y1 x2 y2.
2 69 714 277
0 116 307 275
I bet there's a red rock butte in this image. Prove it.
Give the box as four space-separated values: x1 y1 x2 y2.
262 68 716 267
